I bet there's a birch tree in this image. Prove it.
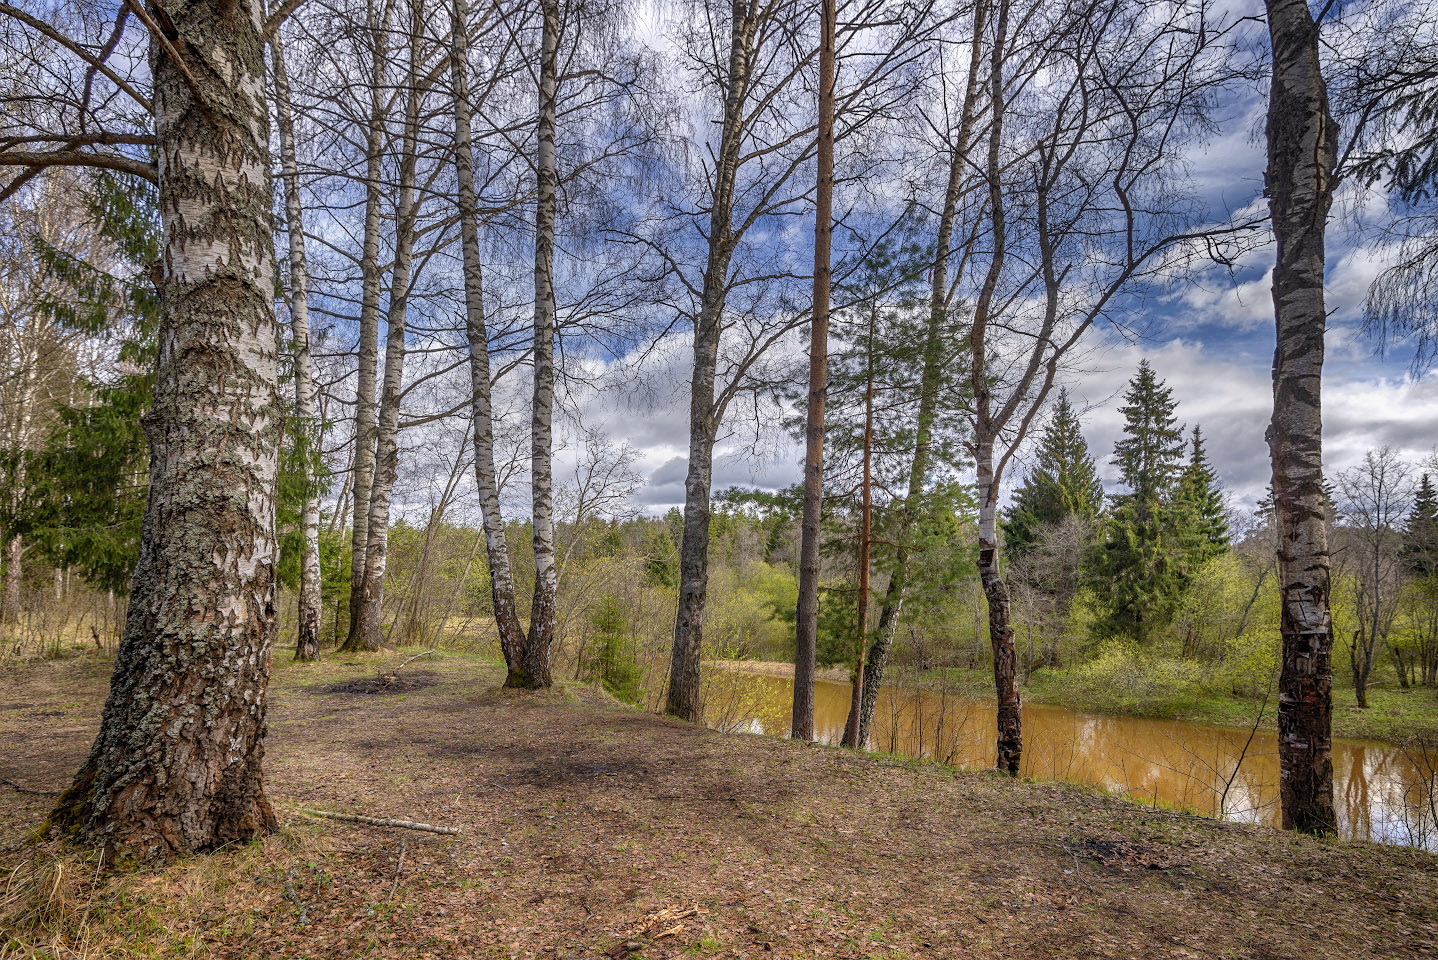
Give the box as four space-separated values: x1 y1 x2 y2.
9 0 288 860
271 24 323 662
1265 0 1338 835
954 0 1241 773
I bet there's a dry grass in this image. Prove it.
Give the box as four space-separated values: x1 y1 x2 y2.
3 652 1437 959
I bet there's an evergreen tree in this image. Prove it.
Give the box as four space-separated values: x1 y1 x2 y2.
1403 472 1438 576
1173 425 1230 567
1109 360 1186 512
1004 389 1105 557
1090 361 1188 643
13 174 159 592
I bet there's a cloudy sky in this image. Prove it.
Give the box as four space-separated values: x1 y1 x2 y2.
589 88 1438 518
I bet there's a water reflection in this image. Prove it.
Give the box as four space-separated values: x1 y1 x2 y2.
704 672 1438 849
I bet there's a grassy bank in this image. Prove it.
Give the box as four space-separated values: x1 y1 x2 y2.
4 652 1438 959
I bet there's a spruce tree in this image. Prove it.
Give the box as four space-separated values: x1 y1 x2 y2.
1090 361 1188 643
1403 472 1438 576
1004 389 1105 557
1173 425 1230 568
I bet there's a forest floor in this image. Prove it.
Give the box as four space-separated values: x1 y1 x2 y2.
3 652 1437 959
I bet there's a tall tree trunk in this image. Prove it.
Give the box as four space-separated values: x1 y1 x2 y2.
49 0 280 861
972 0 1021 776
841 309 875 749
1265 0 1337 836
976 440 1021 774
518 0 560 689
665 0 752 723
449 0 527 672
792 0 836 743
271 26 322 663
845 2 988 747
355 10 422 653
343 7 389 650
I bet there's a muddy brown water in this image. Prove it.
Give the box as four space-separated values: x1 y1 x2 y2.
704 671 1438 849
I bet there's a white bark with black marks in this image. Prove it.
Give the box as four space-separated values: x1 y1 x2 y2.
51 0 281 861
271 26 322 663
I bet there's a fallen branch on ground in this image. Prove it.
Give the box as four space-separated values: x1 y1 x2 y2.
396 649 437 670
1 777 59 796
298 808 461 835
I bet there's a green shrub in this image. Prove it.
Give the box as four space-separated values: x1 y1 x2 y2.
1068 642 1207 718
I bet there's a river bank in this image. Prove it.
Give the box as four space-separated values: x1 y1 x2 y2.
717 659 1438 746
3 652 1437 959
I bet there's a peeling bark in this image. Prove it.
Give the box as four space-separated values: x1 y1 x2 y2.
50 0 281 861
1265 0 1337 835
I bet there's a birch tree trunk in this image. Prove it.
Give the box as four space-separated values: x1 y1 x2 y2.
665 0 753 722
846 3 988 747
3 533 20 622
450 0 527 671
343 3 390 651
1265 0 1337 835
972 0 1022 775
518 0 561 688
271 27 322 663
792 0 836 743
355 9 422 653
49 0 281 861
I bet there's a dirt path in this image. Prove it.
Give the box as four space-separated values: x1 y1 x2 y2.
3 654 1436 959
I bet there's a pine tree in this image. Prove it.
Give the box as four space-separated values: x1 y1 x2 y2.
1090 361 1188 643
1004 390 1105 557
1173 425 1230 568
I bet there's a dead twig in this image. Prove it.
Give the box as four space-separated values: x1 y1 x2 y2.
388 839 408 899
298 808 461 835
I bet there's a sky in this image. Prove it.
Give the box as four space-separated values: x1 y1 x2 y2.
600 89 1438 518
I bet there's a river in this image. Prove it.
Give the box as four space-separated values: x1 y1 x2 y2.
703 670 1438 849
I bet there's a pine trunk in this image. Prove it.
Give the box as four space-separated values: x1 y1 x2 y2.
793 0 836 743
449 0 527 671
271 29 322 663
518 0 560 689
1265 0 1337 836
50 0 280 861
845 1 988 747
